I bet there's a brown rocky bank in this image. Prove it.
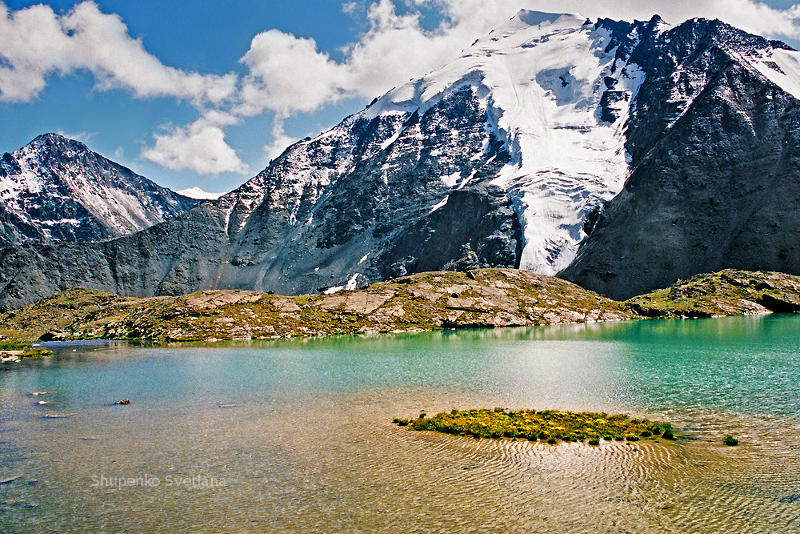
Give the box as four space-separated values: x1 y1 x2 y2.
1 268 799 343
0 269 630 342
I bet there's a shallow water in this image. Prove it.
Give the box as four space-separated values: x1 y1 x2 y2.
0 315 799 532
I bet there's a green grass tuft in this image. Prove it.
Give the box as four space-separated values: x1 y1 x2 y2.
723 435 739 446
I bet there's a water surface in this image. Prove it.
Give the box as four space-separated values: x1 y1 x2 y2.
1 315 799 531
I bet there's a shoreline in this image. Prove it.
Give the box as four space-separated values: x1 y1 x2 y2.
1 268 799 344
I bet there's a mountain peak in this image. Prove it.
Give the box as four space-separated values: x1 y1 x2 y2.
0 133 196 245
27 132 90 155
31 132 80 145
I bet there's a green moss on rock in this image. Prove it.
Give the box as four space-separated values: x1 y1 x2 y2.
0 269 633 343
395 408 672 444
627 270 800 318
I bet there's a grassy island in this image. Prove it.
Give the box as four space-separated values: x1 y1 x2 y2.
0 341 53 361
394 408 676 443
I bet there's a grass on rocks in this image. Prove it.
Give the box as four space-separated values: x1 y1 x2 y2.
393 408 675 443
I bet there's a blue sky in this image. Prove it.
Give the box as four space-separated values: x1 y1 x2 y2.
2 0 800 194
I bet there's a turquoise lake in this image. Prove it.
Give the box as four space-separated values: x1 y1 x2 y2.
1 315 799 532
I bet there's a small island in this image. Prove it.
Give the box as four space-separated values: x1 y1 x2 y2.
394 408 676 444
0 341 53 364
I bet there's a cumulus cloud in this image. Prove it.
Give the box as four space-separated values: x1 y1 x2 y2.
235 0 800 119
235 0 475 117
141 112 250 175
4 0 800 175
238 30 348 116
0 2 236 104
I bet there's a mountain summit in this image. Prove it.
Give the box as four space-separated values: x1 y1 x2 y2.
3 12 800 309
0 133 195 246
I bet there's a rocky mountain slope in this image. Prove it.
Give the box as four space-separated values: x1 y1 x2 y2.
0 133 195 246
560 18 800 299
3 12 800 309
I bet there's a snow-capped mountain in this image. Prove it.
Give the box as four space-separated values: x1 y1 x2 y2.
359 12 652 274
177 187 225 200
0 133 196 246
202 11 664 293
3 11 800 309
562 17 800 298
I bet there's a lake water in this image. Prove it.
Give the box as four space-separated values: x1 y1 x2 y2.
1 315 799 532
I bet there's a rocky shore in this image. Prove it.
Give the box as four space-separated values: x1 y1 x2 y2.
1 269 799 343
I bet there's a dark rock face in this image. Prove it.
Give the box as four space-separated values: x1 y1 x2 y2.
0 133 196 246
561 19 800 299
376 185 522 278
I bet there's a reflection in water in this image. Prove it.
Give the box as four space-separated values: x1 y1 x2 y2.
0 315 799 531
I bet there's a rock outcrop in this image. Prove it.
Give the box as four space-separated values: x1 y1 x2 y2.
626 269 800 317
0 269 631 342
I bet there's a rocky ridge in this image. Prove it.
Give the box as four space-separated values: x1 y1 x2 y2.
0 269 631 342
626 269 800 317
2 269 799 344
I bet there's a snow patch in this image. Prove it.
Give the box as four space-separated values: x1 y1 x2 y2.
749 48 800 101
440 172 461 188
177 187 225 200
346 273 360 290
323 285 344 295
429 195 449 213
324 273 361 294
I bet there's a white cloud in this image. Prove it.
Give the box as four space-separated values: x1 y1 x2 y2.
4 0 800 175
238 30 348 116
0 1 236 104
141 112 250 175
